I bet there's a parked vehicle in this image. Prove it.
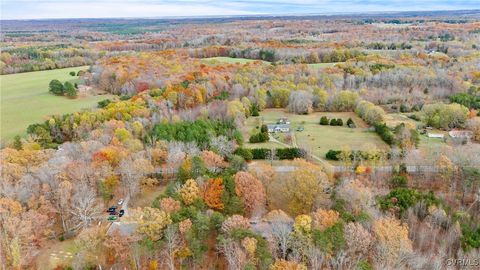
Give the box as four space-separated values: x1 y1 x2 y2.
119 209 125 217
107 206 117 213
117 199 124 205
107 216 117 221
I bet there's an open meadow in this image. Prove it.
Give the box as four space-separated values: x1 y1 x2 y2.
0 66 114 143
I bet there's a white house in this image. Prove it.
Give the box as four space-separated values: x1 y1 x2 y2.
427 133 444 138
267 124 290 133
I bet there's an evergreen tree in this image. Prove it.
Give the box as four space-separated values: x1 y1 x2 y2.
320 116 329 125
64 81 78 98
49 79 64 95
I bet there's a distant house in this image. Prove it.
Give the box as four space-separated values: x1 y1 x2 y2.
427 133 444 139
267 123 290 133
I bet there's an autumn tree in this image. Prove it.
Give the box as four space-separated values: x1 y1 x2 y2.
159 198 181 214
344 222 373 260
104 229 137 266
270 259 307 270
234 171 266 217
203 178 225 210
372 217 413 266
422 102 468 129
129 207 172 241
331 90 359 111
201 150 227 173
283 159 330 215
180 179 200 205
336 178 374 215
311 209 340 231
221 215 251 233
294 214 312 234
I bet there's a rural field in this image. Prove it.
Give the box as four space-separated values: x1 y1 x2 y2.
201 57 341 69
0 66 114 142
201 56 270 65
244 109 389 161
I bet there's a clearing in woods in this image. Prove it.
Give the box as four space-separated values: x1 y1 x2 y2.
201 56 270 65
244 109 389 160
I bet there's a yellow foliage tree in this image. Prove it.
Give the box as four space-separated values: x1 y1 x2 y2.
294 214 312 234
284 159 330 215
180 179 200 205
372 218 413 264
133 207 172 241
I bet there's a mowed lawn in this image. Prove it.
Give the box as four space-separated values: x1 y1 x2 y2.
244 109 389 159
0 66 114 143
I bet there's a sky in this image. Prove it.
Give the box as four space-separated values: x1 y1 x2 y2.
1 0 479 20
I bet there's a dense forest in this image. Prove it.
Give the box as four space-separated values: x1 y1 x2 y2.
1 10 480 270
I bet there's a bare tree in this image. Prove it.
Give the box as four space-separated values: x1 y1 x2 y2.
270 217 293 259
210 136 236 157
162 225 181 270
287 90 314 114
218 238 247 270
306 245 325 270
70 184 103 231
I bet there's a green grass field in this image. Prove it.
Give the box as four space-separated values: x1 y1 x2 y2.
201 57 270 65
1 66 114 143
244 109 389 161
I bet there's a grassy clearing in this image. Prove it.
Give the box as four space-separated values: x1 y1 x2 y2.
243 109 388 161
418 135 446 152
36 238 77 270
0 66 114 143
201 57 270 65
384 113 419 128
307 62 342 68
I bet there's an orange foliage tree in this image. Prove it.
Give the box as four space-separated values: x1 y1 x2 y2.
203 178 225 210
234 171 266 217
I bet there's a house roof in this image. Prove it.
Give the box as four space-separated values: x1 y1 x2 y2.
427 133 444 138
267 124 290 129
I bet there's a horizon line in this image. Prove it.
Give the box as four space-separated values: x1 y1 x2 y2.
2 8 479 22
